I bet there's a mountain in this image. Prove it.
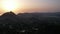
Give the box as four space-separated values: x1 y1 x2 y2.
18 12 60 17
0 11 19 24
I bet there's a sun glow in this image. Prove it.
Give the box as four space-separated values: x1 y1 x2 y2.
1 0 19 12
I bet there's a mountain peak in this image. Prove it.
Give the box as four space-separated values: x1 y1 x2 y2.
1 11 16 16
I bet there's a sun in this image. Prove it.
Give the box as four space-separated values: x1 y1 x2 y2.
1 0 18 12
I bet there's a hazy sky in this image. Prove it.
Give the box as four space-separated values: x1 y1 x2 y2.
0 0 60 14
17 0 60 13
19 0 59 8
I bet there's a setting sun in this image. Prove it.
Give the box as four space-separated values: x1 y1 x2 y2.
0 0 59 14
1 0 19 12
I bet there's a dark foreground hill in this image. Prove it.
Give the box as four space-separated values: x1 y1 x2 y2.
0 12 60 34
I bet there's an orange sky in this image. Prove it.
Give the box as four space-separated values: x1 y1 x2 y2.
0 0 59 14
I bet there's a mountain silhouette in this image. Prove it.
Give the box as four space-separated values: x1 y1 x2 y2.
0 11 19 24
1 11 16 16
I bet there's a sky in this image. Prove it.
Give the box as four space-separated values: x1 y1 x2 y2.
0 0 60 14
